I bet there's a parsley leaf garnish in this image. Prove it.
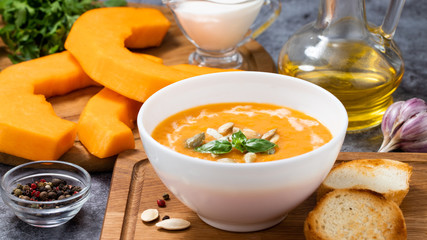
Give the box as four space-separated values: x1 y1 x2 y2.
0 0 127 63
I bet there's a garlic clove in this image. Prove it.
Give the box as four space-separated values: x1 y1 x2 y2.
397 98 427 124
378 136 401 152
399 112 427 141
379 101 404 152
379 98 427 153
391 98 427 136
400 138 427 152
381 101 404 137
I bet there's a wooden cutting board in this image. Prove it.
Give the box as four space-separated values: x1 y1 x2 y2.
0 4 275 172
101 149 427 239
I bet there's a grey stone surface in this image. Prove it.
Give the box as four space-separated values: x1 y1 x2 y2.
0 0 426 239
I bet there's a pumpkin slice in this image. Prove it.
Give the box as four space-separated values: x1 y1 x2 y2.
77 88 142 158
65 7 196 102
139 53 163 64
0 51 95 160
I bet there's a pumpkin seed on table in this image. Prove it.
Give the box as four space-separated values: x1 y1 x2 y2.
185 132 205 149
156 218 191 230
141 209 159 222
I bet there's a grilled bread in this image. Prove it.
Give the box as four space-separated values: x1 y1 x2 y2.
317 159 412 205
305 189 407 240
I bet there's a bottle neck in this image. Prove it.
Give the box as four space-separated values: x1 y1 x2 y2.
315 0 368 38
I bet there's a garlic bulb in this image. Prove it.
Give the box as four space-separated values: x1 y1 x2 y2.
379 98 427 152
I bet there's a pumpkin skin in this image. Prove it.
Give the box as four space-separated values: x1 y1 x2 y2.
0 51 95 160
65 7 196 102
77 88 142 158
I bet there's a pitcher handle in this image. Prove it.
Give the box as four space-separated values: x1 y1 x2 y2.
380 0 406 39
239 0 281 46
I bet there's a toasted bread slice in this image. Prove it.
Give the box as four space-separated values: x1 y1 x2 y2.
305 189 407 240
317 159 412 205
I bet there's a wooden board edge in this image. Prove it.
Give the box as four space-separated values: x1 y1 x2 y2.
337 152 427 162
100 145 147 240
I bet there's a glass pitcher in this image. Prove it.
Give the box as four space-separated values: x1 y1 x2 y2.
164 0 281 69
278 0 406 132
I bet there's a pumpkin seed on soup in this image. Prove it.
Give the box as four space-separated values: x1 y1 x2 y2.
185 132 205 149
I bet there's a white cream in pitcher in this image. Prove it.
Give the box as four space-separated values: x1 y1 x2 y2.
173 0 263 51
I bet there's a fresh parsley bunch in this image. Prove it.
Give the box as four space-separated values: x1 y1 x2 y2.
0 0 126 63
195 131 276 154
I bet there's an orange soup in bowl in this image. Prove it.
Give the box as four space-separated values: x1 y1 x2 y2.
152 102 332 163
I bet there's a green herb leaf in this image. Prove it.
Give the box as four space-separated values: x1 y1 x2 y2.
0 0 127 63
231 130 247 152
244 139 276 153
195 140 232 154
104 0 127 7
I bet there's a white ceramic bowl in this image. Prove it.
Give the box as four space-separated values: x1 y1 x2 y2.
137 71 347 232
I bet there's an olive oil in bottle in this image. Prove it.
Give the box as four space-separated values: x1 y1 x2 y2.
279 41 403 131
278 0 405 131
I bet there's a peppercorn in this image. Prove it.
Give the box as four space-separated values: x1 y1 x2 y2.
51 178 63 187
48 191 57 199
39 191 48 201
11 178 83 209
162 193 170 201
13 188 22 197
37 181 45 189
19 195 30 200
157 199 166 208
162 215 170 220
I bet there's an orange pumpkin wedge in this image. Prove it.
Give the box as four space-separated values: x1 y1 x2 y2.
0 51 95 160
77 88 142 158
65 7 196 102
138 53 163 64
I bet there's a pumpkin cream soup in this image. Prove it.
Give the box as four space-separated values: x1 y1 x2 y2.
152 103 332 163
